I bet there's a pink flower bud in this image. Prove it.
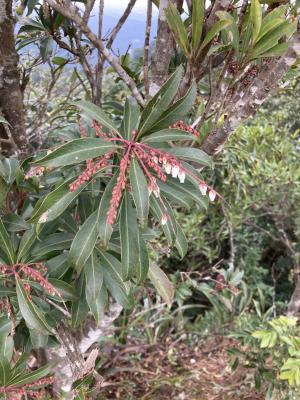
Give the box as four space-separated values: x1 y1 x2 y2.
165 163 172 174
199 182 208 196
209 189 216 202
178 170 186 183
161 214 168 225
171 165 180 178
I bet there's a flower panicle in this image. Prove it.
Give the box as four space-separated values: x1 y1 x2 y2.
170 120 199 137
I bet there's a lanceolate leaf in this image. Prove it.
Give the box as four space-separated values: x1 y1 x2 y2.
130 159 149 227
141 129 196 143
148 83 197 133
17 228 37 263
69 211 99 272
175 223 188 259
7 362 54 387
0 219 15 264
216 11 239 54
32 232 73 257
192 0 204 52
157 180 193 208
86 284 107 324
75 100 121 136
0 158 19 185
258 42 289 58
71 273 89 328
148 263 174 308
97 249 132 308
97 176 117 248
150 196 177 246
2 214 30 232
136 231 149 283
16 277 54 335
119 192 139 281
121 97 140 140
0 358 11 386
250 0 262 44
165 3 190 57
35 138 117 167
198 20 231 54
29 179 89 224
138 66 183 136
85 253 104 301
164 147 212 168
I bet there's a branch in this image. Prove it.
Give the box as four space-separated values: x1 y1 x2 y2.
45 0 145 107
201 35 300 155
143 0 152 99
106 0 137 49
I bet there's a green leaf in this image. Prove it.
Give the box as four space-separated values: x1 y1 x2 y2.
256 18 286 43
164 147 212 168
32 232 73 257
40 36 53 61
138 66 183 136
130 159 149 227
69 211 99 272
35 138 117 167
0 331 13 362
148 263 174 308
74 100 121 136
97 176 117 248
29 179 89 224
136 230 149 283
165 3 190 57
84 253 104 302
16 277 53 335
251 20 296 59
150 196 177 246
71 273 89 328
0 177 9 209
175 223 188 259
97 249 132 308
7 362 54 387
198 20 231 53
120 192 139 281
0 358 11 386
0 219 15 264
148 83 197 133
45 253 70 279
85 253 106 323
192 0 204 52
259 42 289 58
121 97 140 140
216 11 239 54
30 329 48 349
2 214 31 232
48 278 78 301
158 180 193 208
250 0 262 43
17 228 37 263
141 128 197 143
0 158 19 185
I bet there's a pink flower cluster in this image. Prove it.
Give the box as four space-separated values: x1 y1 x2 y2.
24 166 45 180
0 376 54 398
69 121 218 226
170 120 199 137
69 153 112 192
0 263 60 298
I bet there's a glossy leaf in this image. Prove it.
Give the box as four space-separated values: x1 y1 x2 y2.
69 211 99 272
0 219 15 264
165 3 190 57
148 263 174 308
119 192 139 280
141 128 196 143
175 223 188 259
198 20 231 53
35 138 117 167
138 66 183 136
32 232 73 257
136 231 149 283
250 0 262 43
29 179 89 224
75 100 121 136
2 214 31 232
121 97 140 140
97 176 117 248
192 0 204 52
7 362 54 387
148 83 197 133
165 146 212 168
71 274 89 328
150 196 177 246
130 159 149 227
16 277 53 335
97 249 132 308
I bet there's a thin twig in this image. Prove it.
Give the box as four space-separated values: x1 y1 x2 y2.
143 0 152 99
106 0 137 49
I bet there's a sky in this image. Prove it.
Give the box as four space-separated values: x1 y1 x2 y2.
103 0 158 17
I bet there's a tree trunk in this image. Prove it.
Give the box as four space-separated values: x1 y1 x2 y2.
0 0 27 155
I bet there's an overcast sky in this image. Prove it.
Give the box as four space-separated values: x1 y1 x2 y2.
104 0 158 16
